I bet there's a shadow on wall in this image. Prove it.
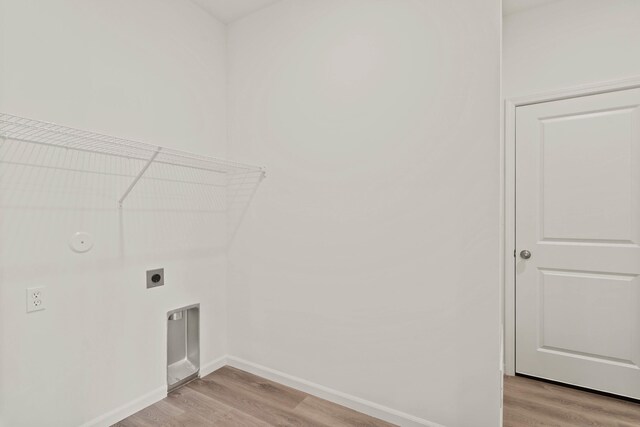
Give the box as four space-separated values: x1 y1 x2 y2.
0 136 263 266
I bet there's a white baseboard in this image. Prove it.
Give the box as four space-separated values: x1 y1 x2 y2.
226 356 442 427
200 355 227 377
79 386 166 427
81 355 227 427
81 355 441 427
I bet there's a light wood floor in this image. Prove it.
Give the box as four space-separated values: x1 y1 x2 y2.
504 375 640 427
116 369 640 426
114 366 395 427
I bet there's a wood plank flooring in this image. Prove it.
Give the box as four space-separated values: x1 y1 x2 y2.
117 369 640 426
114 366 395 427
504 375 640 427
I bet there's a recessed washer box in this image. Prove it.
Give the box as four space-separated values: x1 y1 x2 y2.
167 304 200 392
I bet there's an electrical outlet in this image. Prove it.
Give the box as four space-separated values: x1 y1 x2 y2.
146 268 164 289
26 287 45 313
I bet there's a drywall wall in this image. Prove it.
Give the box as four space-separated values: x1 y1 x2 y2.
226 1 502 426
503 0 640 97
0 1 228 426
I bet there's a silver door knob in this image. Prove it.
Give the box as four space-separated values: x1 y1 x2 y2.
520 250 532 260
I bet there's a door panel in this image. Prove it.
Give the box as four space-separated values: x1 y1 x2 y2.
541 108 639 243
516 88 640 399
539 269 638 365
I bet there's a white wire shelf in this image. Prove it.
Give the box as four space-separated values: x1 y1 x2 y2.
0 113 265 207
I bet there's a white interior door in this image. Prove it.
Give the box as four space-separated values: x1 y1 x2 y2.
515 87 640 399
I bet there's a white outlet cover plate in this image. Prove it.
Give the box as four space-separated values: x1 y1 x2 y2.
70 231 93 253
27 286 45 313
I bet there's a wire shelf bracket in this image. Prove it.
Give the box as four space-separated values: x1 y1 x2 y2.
118 147 162 208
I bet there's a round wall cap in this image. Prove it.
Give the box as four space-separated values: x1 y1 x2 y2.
69 232 94 253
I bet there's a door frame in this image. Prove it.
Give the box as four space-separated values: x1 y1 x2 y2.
502 76 640 376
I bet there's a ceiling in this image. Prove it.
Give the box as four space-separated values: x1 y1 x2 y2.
191 0 282 23
193 0 560 23
503 0 561 16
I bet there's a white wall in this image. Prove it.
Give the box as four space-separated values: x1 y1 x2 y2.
0 1 228 426
503 0 640 97
227 1 502 426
